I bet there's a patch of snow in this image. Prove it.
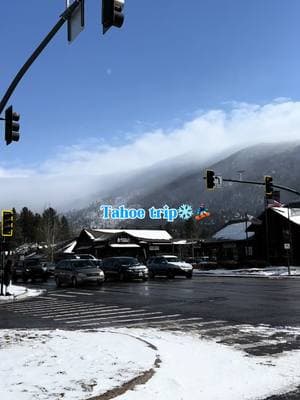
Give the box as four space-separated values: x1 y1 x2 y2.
213 221 254 241
0 285 43 302
194 266 300 277
115 328 300 400
0 329 155 400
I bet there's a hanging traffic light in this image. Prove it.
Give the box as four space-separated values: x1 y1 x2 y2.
1 210 14 237
5 105 20 145
102 0 125 34
206 170 215 190
265 176 273 197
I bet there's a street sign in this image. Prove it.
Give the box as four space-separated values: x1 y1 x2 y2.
66 0 85 43
284 243 291 250
214 175 223 188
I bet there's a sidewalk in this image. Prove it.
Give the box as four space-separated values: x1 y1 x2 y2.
0 284 44 303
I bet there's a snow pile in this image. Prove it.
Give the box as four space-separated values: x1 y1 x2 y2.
0 285 43 302
116 328 300 400
1 328 300 400
194 266 300 277
0 330 156 400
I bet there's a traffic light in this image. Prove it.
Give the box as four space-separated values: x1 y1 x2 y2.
102 0 125 34
265 176 273 197
5 105 20 145
206 170 215 190
1 210 14 237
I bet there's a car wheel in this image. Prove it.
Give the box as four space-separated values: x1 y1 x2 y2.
72 277 78 288
119 272 125 281
186 273 193 279
22 275 28 283
149 271 155 279
55 277 61 288
167 272 175 279
97 279 103 286
42 276 48 282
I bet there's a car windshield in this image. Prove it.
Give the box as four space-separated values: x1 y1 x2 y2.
72 260 95 269
118 258 140 265
164 256 181 262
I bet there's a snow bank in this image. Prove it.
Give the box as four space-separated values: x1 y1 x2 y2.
194 266 300 277
1 328 300 400
115 328 300 400
0 329 156 400
0 284 43 302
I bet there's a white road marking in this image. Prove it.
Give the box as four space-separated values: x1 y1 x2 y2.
32 305 115 317
53 308 136 321
78 314 182 327
65 311 163 324
65 291 94 296
48 294 76 298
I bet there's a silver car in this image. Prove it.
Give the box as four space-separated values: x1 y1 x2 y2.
55 259 105 288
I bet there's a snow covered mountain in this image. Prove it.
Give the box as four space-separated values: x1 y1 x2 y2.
67 141 300 232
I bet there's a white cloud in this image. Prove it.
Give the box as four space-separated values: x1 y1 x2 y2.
1 99 300 211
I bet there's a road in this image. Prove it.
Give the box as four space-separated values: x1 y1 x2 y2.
1 275 300 399
1 275 300 359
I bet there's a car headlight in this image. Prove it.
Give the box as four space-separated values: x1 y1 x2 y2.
99 271 104 276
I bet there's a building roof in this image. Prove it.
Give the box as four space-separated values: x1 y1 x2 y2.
271 207 300 225
213 221 254 241
84 229 172 241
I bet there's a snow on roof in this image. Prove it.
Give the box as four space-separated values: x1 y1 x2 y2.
64 240 77 254
85 229 172 241
271 207 300 225
213 222 254 241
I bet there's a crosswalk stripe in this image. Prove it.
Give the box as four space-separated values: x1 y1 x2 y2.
78 314 180 327
13 303 97 314
64 311 163 324
31 305 114 317
48 294 76 298
129 317 204 327
65 291 94 296
53 308 135 321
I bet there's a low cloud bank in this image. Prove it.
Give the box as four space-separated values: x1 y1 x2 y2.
0 99 299 211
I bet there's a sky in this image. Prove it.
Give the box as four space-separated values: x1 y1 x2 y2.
1 0 300 210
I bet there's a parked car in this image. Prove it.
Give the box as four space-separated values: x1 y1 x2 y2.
41 262 56 276
186 257 218 270
101 257 148 281
147 255 193 279
54 259 105 288
12 259 49 283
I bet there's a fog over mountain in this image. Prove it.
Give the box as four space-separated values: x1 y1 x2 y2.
67 141 300 231
2 100 300 212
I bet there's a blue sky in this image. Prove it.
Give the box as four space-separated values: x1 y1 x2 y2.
1 0 300 209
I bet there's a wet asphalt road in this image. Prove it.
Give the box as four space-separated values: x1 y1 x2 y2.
1 275 300 329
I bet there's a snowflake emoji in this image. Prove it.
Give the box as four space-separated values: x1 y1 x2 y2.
178 204 193 220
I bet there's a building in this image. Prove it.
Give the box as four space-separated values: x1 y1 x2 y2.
73 229 173 260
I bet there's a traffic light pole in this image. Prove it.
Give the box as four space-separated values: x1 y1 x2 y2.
220 178 300 197
0 238 4 296
0 0 81 116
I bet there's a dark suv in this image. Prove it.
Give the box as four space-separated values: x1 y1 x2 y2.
54 259 105 288
147 255 193 279
12 259 49 283
101 257 148 281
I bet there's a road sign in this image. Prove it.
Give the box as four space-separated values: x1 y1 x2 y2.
66 0 85 43
214 175 223 188
284 243 291 250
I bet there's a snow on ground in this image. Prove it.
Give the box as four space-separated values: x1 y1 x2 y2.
116 328 300 400
194 266 300 277
0 329 156 400
0 284 43 302
1 328 300 400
